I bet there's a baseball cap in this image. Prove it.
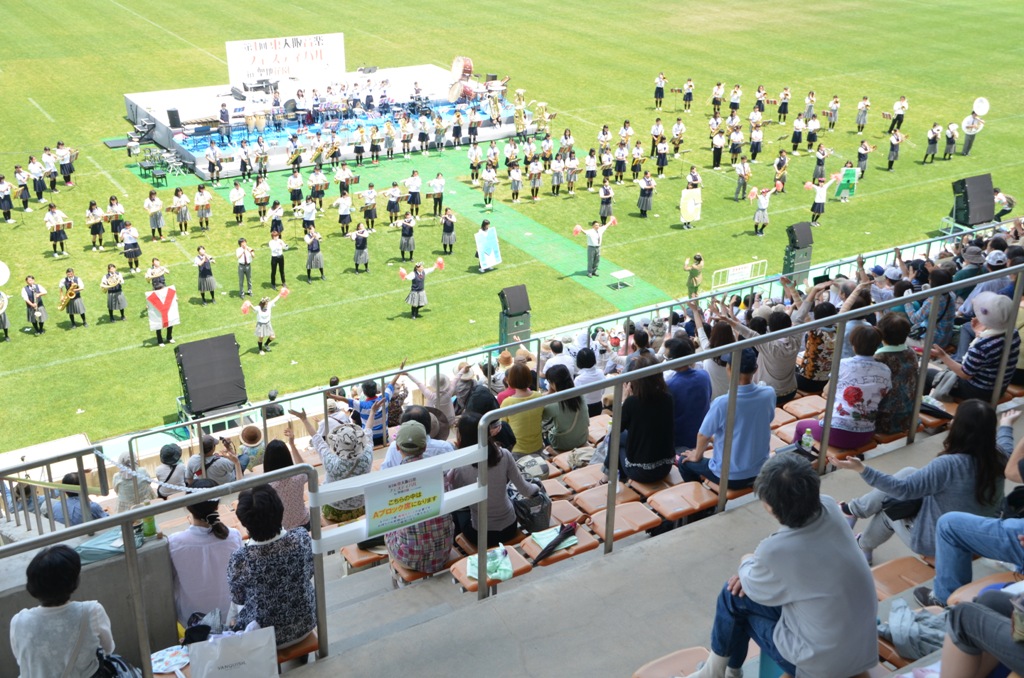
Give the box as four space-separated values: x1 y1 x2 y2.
883 266 902 281
870 264 885 277
721 347 759 374
395 420 428 455
987 250 1008 267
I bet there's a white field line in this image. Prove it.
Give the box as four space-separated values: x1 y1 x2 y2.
85 156 129 197
106 0 226 65
27 98 55 122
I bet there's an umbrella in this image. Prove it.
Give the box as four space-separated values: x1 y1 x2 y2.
531 521 579 565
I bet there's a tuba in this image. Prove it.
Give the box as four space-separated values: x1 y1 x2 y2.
0 292 7 315
57 282 80 311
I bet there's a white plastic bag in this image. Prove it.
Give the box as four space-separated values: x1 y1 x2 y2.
189 626 278 678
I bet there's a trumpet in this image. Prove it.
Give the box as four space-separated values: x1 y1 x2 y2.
57 282 80 311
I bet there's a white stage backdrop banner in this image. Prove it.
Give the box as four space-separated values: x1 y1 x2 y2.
226 33 345 85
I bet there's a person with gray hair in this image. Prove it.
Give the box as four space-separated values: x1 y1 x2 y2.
685 453 877 678
111 451 155 513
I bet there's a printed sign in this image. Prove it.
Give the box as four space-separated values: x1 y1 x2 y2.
363 467 444 538
474 226 501 271
679 188 702 223
145 285 180 331
226 33 346 86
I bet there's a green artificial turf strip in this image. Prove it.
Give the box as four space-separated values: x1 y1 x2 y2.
0 0 1022 453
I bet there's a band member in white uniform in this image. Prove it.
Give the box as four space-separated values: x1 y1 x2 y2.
404 170 422 218
752 186 776 237
961 111 985 156
41 147 59 194
637 171 655 218
252 176 270 222
22 275 48 335
809 177 836 226
85 199 105 250
236 237 255 297
857 140 875 179
777 87 791 123
468 142 483 186
27 156 47 204
193 184 211 231
650 118 664 157
0 175 15 223
238 139 252 182
101 264 127 322
887 96 908 134
428 172 445 217
509 162 523 203
120 221 142 272
55 141 76 186
887 130 905 171
790 113 806 154
734 156 751 202
44 202 71 257
855 97 870 134
943 122 959 160
440 207 457 253
598 179 615 225
308 166 327 212
361 183 378 230
924 123 942 164
229 181 246 224
59 268 87 328
653 72 667 110
827 96 841 130
268 230 286 289
106 195 125 240
171 187 190 235
205 140 222 186
193 245 217 304
683 78 694 113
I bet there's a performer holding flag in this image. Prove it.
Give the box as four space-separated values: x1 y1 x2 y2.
145 279 180 347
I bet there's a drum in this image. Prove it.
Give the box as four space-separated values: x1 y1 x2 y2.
448 82 478 103
255 113 267 132
486 81 507 94
245 114 256 133
451 56 474 81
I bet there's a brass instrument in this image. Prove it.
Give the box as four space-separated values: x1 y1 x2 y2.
143 266 168 283
325 142 340 158
100 272 124 291
57 281 80 311
310 145 324 164
287 147 307 165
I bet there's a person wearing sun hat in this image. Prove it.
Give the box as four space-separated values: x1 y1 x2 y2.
292 409 373 522
952 245 987 298
155 442 186 499
404 367 458 425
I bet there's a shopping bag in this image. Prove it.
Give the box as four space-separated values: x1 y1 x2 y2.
189 626 278 678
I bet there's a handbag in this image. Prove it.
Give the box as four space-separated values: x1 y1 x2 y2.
510 482 552 533
189 626 278 678
515 453 550 480
881 496 923 521
92 651 142 678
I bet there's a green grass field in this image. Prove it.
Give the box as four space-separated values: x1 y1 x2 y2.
1 0 1022 454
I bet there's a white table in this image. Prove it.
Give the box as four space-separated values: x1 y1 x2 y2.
610 269 634 289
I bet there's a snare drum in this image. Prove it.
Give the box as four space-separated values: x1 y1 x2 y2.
245 115 256 133
448 82 478 103
451 56 474 81
255 113 267 132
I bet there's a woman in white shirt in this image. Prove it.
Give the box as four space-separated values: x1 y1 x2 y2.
565 151 580 195
584 149 598 192
167 479 244 625
119 221 142 272
574 347 606 417
268 230 286 289
428 172 445 217
254 292 282 354
252 176 270 223
550 155 564 195
229 181 246 225
143 189 164 241
331 190 353 235
194 185 212 231
172 187 190 235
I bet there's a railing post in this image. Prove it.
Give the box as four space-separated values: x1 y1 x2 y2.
817 319 847 473
908 293 941 445
75 455 91 527
991 272 1024 406
716 347 743 513
475 419 490 601
603 382 624 554
306 470 329 658
120 520 153 678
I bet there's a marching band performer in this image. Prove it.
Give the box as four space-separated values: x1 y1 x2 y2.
144 189 165 241
504 138 520 173
827 95 841 130
352 125 366 167
734 155 751 202
728 125 744 165
728 84 743 113
120 221 142 273
777 87 791 123
637 171 656 218
748 105 762 134
683 78 694 113
752 186 777 237
613 141 628 184
962 111 985 156
687 165 703 189
924 122 942 164
598 179 615 225
370 125 383 164
397 212 416 261
887 129 905 171
85 199 105 251
649 118 664 157
2 174 19 222
654 72 667 110
509 162 523 203
887 96 908 134
469 108 483 145
790 113 806 154
331 190 353 235
707 112 723 148
541 134 554 172
361 182 378 230
59 268 87 328
236 237 254 297
327 130 342 168
618 120 635 147
193 185 211 232
254 292 284 355
710 82 724 116
171 187 190 235
229 181 246 224
630 140 645 181
41 147 59 194
857 140 875 179
22 275 47 335
749 124 763 162
943 122 959 160
333 161 354 196
805 113 821 151
14 165 30 213
308 165 327 212
252 176 270 222
384 121 397 160
401 261 440 319
560 128 575 158
27 156 46 204
468 141 483 186
301 195 317 234
0 288 8 341
106 196 125 240
754 85 767 112
417 114 432 155
404 170 422 218
400 116 414 157
600 146 614 186
809 176 836 227
482 162 498 206
804 91 816 118
348 222 373 274
238 139 252 182
566 151 580 194
597 124 613 154
528 156 544 201
255 136 269 179
724 110 742 135
451 111 464 148
671 117 686 157
385 181 402 225
44 202 71 257
711 129 726 170
432 114 447 154
144 257 169 290
773 150 789 193
550 155 564 196
193 245 217 304
304 224 325 283
429 172 445 217
522 136 537 173
584 149 598 192
55 141 75 186
268 230 286 289
287 133 304 171
812 144 830 182
440 207 457 254
101 263 127 322
204 140 222 186
855 96 870 134
286 168 303 210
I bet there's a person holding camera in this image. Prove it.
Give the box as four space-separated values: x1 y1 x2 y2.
185 434 243 485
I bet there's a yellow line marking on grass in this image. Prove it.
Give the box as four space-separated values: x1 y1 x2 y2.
106 0 227 65
27 98 55 122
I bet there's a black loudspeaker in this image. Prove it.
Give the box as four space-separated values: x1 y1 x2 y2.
786 222 814 249
166 108 181 128
485 73 498 82
175 334 247 416
498 285 531 315
952 174 994 225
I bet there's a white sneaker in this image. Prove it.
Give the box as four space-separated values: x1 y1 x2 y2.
169 339 175 344
24 207 32 213
158 342 165 347
259 350 266 355
92 246 97 251
98 246 105 251
5 219 13 224
63 251 70 256
53 252 60 258
38 198 46 203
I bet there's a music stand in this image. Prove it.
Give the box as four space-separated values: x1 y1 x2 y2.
670 88 683 112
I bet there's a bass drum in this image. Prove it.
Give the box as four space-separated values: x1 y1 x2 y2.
448 82 478 103
451 56 474 81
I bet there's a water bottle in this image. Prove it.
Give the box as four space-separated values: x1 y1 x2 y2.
801 429 815 452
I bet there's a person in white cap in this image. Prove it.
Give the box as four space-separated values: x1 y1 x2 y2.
933 291 1020 401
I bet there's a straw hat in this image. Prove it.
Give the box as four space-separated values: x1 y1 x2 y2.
497 350 514 368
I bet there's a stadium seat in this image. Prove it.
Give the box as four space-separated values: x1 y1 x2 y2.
768 435 787 452
947 571 1021 605
389 551 461 588
873 431 907 444
572 482 641 515
541 478 572 500
771 407 797 430
871 556 935 601
782 395 827 420
1007 383 1024 399
588 412 612 444
340 545 387 575
551 451 576 474
549 499 584 527
632 646 710 678
589 503 661 542
774 422 798 444
647 482 719 522
456 530 526 555
520 525 599 566
563 464 607 492
826 440 878 460
627 466 683 498
277 630 318 667
702 479 753 501
449 546 533 593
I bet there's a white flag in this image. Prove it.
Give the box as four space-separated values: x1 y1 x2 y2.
146 285 181 331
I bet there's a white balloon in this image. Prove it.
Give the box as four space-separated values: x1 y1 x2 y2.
973 97 990 116
0 261 9 287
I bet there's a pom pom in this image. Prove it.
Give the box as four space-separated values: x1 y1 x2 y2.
830 172 843 182
398 267 408 280
436 257 445 271
774 180 783 192
609 216 619 226
803 181 814 190
278 286 290 299
572 224 583 236
747 188 757 201
241 300 252 315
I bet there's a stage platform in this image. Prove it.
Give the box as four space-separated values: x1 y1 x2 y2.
124 64 533 181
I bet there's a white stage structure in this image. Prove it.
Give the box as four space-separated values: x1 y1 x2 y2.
124 62 533 181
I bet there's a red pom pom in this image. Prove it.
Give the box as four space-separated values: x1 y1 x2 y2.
436 257 445 270
803 181 814 191
609 216 619 226
572 224 583 236
241 300 252 315
775 181 783 191
278 286 290 299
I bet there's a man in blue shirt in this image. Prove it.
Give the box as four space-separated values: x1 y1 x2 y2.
51 473 106 525
332 365 404 447
678 347 775 488
663 338 711 452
